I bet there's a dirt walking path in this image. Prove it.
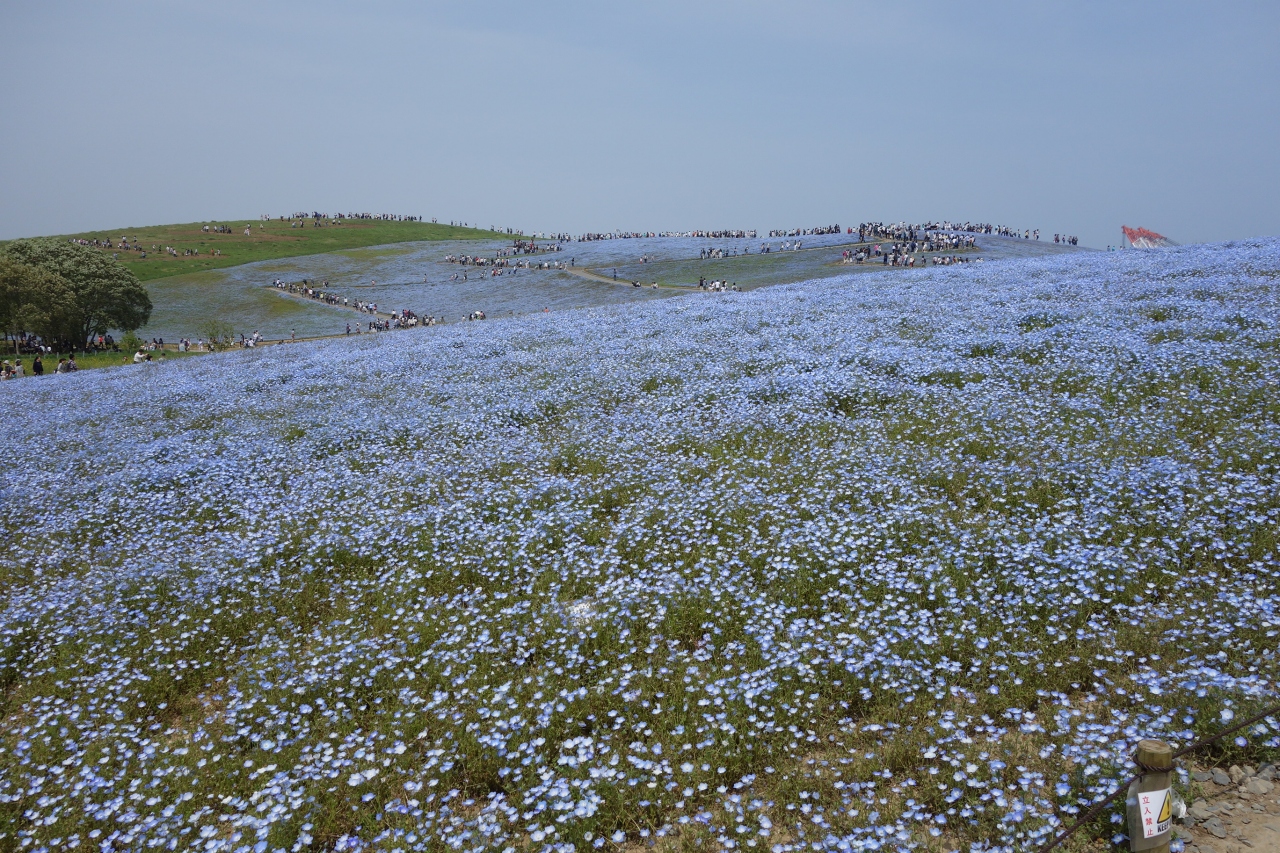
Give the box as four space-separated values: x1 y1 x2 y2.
565 266 695 290
1179 761 1279 853
271 287 399 320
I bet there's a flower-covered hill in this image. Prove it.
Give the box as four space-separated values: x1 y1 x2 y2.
1 239 1278 852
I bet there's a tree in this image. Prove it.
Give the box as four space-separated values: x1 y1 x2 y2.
198 319 236 352
0 257 79 353
0 239 151 349
118 330 143 354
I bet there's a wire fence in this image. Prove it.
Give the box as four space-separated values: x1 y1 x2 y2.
1035 701 1280 853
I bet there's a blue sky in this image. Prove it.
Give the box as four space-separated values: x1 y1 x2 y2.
1 1 1277 248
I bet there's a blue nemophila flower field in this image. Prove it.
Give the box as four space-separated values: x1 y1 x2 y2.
1 239 1278 853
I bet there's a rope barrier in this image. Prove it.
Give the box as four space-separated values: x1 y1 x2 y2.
1034 701 1280 853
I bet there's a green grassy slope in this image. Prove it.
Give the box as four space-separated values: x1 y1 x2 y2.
3 219 516 282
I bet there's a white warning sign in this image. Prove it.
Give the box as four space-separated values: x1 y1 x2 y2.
1139 787 1172 839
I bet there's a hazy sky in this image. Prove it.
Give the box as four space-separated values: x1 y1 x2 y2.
2 1 1277 248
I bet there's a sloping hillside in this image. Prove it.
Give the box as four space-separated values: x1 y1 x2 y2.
2 241 1278 851
4 218 513 281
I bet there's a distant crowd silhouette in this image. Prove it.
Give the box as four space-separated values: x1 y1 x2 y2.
769 225 842 237
577 229 757 241
268 212 423 222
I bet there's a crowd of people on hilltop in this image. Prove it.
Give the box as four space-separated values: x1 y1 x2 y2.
68 236 152 257
925 233 978 251
769 225 841 237
497 240 562 257
67 235 227 259
907 221 1034 238
268 212 424 222
444 221 517 232
577 231 658 242
856 222 1048 242
841 232 983 267
576 229 757 241
70 237 125 250
851 221 1080 247
669 230 755 239
857 223 931 242
544 222 1072 244
695 239 815 259
68 223 249 261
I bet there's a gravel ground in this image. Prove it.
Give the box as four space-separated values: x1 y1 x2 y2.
1179 763 1279 852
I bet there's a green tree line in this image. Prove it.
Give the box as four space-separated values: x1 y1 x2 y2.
0 239 152 353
